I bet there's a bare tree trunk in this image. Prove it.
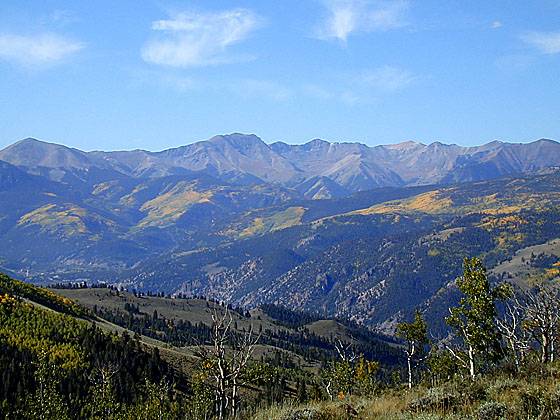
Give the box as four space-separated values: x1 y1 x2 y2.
231 377 238 418
510 338 520 372
196 306 261 420
407 355 413 389
325 380 333 401
542 333 549 364
468 345 475 380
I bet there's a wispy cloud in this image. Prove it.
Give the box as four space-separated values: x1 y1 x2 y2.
521 31 560 54
315 0 409 42
491 21 503 29
301 66 417 105
358 66 416 91
142 8 262 67
228 79 292 101
302 84 334 100
0 33 83 66
41 9 80 26
137 71 291 102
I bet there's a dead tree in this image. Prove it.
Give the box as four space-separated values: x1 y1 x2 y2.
522 284 560 364
334 338 358 363
495 293 531 371
397 310 428 389
88 363 120 420
320 338 358 400
195 306 260 419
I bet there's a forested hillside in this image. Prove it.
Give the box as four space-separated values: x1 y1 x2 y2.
121 172 560 334
0 272 403 418
3 254 560 419
3 133 560 337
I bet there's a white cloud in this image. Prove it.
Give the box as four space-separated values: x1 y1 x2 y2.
302 84 334 100
142 8 262 67
316 0 409 42
521 31 560 54
228 79 292 101
491 21 503 29
359 66 416 91
494 53 533 73
299 66 416 105
0 33 83 66
45 10 80 26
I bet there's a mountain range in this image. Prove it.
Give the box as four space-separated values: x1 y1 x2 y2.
2 134 560 198
2 133 560 332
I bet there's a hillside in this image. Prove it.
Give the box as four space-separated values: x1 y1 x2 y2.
0 135 558 284
53 286 403 366
0 273 186 418
2 135 560 335
115 172 560 334
0 271 409 418
3 257 560 419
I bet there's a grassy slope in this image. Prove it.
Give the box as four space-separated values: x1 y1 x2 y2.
55 288 319 369
55 288 399 371
252 370 560 419
57 288 289 333
490 238 560 284
304 320 357 344
0 274 199 375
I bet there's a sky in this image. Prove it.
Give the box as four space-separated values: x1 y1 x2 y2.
0 1 559 151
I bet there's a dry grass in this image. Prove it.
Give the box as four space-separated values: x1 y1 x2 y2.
239 206 306 238
138 181 213 227
17 203 114 236
250 367 560 420
250 393 415 420
351 191 454 216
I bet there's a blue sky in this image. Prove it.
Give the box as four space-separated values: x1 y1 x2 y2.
0 1 559 151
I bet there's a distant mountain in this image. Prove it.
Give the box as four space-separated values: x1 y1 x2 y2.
119 172 560 334
2 134 560 195
2 133 560 334
0 138 93 170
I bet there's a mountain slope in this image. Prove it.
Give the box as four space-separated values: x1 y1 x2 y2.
2 135 560 194
2 134 560 335
117 172 560 334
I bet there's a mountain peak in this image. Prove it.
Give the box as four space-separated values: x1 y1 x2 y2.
300 138 331 151
208 133 264 146
5 137 80 153
483 140 504 147
0 137 90 169
8 137 58 149
533 138 558 145
15 137 41 144
384 140 424 150
306 138 330 145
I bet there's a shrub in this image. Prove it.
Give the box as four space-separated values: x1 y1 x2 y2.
408 387 459 414
285 408 320 420
519 385 560 419
460 380 487 404
487 377 519 395
477 401 507 420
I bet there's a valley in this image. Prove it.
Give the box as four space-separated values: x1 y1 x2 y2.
2 135 560 334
